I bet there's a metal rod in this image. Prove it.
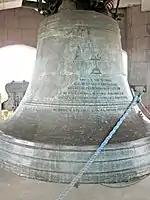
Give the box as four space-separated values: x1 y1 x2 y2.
114 0 120 19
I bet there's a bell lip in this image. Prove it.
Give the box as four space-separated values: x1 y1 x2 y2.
0 129 150 150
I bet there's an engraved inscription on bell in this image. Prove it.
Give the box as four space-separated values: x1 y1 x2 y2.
0 10 150 187
57 75 127 105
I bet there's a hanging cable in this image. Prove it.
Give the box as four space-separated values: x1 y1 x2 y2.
140 101 150 117
139 101 150 123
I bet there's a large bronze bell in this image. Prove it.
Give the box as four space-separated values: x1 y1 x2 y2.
0 8 150 187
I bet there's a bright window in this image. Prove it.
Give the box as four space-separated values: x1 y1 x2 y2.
0 45 36 103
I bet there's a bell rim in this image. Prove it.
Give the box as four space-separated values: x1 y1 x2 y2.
0 130 150 184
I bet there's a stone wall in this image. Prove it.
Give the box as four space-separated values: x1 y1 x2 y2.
0 7 43 48
126 6 150 105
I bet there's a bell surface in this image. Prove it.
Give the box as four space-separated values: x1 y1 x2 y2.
0 10 150 186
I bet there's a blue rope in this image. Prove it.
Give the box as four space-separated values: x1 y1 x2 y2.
55 93 141 200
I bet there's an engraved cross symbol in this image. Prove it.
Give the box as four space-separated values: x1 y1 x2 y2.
91 55 101 74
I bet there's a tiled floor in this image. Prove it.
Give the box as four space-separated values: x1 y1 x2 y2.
0 169 149 200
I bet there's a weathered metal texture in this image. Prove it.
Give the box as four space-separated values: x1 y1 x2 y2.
0 10 150 186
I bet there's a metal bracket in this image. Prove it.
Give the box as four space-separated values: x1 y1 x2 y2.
130 85 147 93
